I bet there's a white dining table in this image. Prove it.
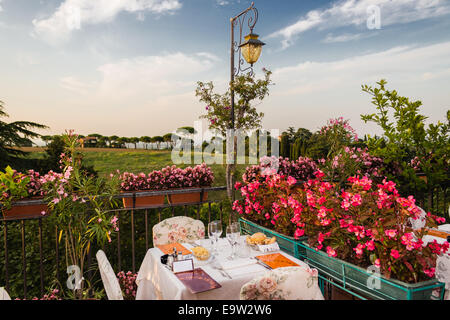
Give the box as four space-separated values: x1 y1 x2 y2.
135 236 309 300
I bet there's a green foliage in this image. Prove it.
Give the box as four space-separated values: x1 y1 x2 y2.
361 79 449 195
0 101 48 169
196 69 273 136
43 131 120 299
0 166 30 210
280 134 290 158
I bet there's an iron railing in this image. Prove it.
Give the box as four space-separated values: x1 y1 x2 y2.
0 186 229 299
1 184 448 300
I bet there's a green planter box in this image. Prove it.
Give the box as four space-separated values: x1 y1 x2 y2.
299 241 445 300
239 217 307 259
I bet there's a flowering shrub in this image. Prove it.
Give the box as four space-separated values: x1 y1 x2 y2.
233 170 448 283
318 117 358 157
298 171 448 283
43 131 121 299
318 146 385 185
118 163 214 191
15 288 62 300
233 173 303 236
242 156 318 185
117 271 138 300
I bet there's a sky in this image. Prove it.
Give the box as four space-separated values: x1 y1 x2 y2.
0 0 449 141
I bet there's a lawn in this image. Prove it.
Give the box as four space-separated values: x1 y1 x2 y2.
22 147 250 188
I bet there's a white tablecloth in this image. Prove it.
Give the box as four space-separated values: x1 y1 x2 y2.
135 237 308 300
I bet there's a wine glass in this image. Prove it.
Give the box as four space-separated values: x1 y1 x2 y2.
226 222 240 260
208 220 222 255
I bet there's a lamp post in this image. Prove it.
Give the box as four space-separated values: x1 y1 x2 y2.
228 2 265 200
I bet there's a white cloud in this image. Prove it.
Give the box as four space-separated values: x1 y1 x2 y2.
268 0 450 49
54 51 221 135
60 76 96 95
322 32 377 43
32 0 182 44
0 0 3 12
264 41 450 135
95 52 219 100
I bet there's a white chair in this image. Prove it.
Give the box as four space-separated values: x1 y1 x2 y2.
409 206 427 230
0 287 11 300
152 216 205 246
240 266 324 300
438 224 450 233
96 250 124 300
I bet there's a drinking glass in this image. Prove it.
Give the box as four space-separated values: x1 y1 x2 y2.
208 220 222 255
226 222 240 260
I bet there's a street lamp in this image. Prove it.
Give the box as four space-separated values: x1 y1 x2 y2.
228 2 264 200
239 32 265 66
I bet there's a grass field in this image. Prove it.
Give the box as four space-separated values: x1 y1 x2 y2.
22 147 250 188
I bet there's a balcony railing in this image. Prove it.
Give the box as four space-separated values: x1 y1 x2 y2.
0 186 228 299
1 183 448 299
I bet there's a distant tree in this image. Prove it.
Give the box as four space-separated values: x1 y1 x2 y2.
280 134 290 158
41 135 53 146
108 136 118 148
163 133 177 150
151 136 164 150
0 101 48 169
97 136 107 148
116 137 127 148
177 126 196 136
41 135 65 172
140 136 152 149
130 137 140 149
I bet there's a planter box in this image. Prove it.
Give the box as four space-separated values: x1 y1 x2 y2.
239 217 307 259
167 189 208 205
300 241 445 300
2 198 49 221
122 191 165 209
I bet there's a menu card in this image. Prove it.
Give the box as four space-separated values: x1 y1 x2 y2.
425 229 450 239
175 268 222 294
157 243 192 256
255 253 299 269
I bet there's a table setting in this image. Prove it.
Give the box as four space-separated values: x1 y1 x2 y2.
135 220 309 300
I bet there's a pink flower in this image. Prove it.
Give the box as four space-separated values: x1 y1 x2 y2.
423 268 435 278
374 258 381 268
353 243 365 256
351 194 362 207
287 176 297 186
384 229 397 239
294 228 305 239
326 246 337 257
390 249 400 259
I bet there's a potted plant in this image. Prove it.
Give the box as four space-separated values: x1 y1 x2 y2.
164 163 214 205
242 156 318 186
119 170 166 208
118 163 214 208
0 166 49 220
234 170 448 299
233 172 307 257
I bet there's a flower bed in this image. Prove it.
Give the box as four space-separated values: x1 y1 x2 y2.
233 169 449 299
242 156 318 184
118 163 214 208
0 167 49 220
299 241 444 300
